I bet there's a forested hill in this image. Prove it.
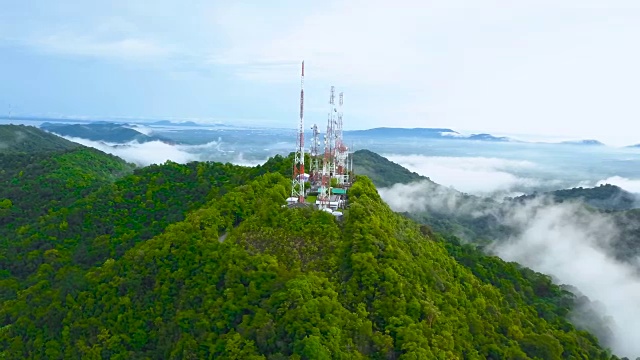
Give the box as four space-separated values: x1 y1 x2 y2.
512 184 639 211
0 152 622 358
0 125 135 234
0 124 80 154
351 149 503 242
352 149 427 187
40 122 174 144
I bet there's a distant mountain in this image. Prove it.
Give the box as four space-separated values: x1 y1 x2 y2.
40 122 175 144
149 120 202 127
346 127 459 138
512 184 638 211
467 133 510 142
560 139 605 146
344 127 628 145
345 127 516 142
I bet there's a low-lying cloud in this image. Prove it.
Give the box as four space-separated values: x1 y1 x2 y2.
440 131 465 138
378 180 488 216
62 136 267 167
124 124 155 136
379 181 640 358
63 136 202 166
494 200 640 358
384 154 541 196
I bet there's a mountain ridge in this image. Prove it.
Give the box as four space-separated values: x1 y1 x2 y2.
40 122 175 144
0 146 623 358
560 139 605 146
0 124 80 154
0 125 135 235
346 127 502 141
0 170 619 359
352 149 430 187
3 117 633 146
512 184 638 211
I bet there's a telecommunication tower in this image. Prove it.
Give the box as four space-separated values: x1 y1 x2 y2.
309 123 321 185
334 92 349 185
291 61 306 203
318 86 336 209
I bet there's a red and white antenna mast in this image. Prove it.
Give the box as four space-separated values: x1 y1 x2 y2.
310 123 320 185
335 92 347 183
291 61 306 203
319 86 335 209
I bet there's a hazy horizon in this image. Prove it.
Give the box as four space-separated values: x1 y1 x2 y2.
3 116 639 148
4 118 640 199
4 1 640 146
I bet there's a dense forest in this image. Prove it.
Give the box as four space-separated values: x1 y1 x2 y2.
0 124 80 154
40 122 173 144
0 147 135 234
512 184 638 211
352 150 426 188
0 126 628 358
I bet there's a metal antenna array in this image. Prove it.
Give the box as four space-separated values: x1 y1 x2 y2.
310 123 321 185
291 61 306 203
318 86 336 209
286 63 352 210
334 92 349 185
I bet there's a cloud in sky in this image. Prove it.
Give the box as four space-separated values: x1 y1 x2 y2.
207 1 640 143
33 35 172 62
4 1 640 145
62 136 201 166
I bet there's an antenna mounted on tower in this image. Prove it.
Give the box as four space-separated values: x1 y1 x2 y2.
291 61 306 204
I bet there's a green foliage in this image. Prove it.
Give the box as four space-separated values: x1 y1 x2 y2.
0 152 620 359
251 153 295 179
0 124 80 154
0 147 134 234
0 160 254 281
40 122 172 143
352 149 426 188
514 184 637 211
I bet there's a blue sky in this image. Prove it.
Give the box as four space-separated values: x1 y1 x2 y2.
2 1 640 145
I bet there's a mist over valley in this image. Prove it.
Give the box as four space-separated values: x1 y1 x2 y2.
11 118 640 198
